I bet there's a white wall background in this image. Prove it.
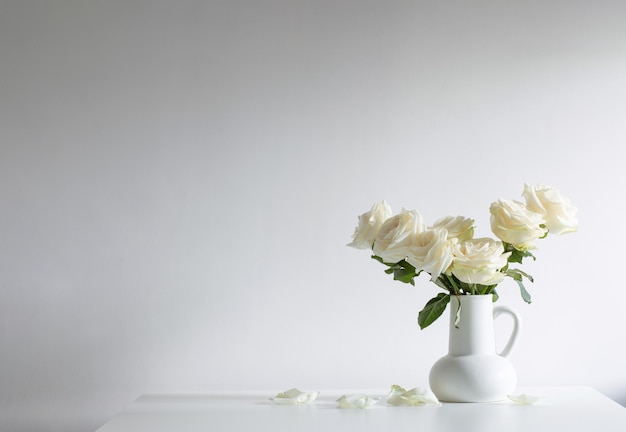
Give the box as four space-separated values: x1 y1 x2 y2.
1 1 625 431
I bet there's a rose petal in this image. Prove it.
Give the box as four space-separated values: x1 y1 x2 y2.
347 201 393 250
507 393 542 405
337 393 380 409
270 388 319 404
386 385 440 406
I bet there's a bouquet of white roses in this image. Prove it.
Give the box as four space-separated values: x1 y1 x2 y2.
348 184 577 329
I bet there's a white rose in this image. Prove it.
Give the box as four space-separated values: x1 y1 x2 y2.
522 183 578 235
372 209 424 263
347 200 393 250
406 228 454 281
431 215 474 242
490 199 547 250
450 238 511 285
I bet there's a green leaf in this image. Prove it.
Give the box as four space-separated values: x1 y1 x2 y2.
371 255 387 265
418 293 450 330
505 269 522 281
515 279 532 304
504 243 536 264
453 296 461 328
491 290 499 303
393 267 416 285
505 268 534 283
505 267 533 303
515 269 534 283
371 256 418 285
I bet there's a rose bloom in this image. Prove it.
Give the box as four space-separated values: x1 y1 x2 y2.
522 183 578 235
406 228 454 281
373 209 425 263
449 238 511 285
431 215 474 242
490 199 547 250
347 200 393 250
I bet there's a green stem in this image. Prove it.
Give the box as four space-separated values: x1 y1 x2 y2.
445 274 461 296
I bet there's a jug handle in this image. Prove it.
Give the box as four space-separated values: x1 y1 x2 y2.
492 306 521 358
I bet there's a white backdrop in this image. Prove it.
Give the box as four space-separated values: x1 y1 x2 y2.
1 1 625 431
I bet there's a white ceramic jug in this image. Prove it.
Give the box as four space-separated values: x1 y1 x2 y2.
429 294 521 402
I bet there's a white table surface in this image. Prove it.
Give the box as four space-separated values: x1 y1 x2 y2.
95 386 626 432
